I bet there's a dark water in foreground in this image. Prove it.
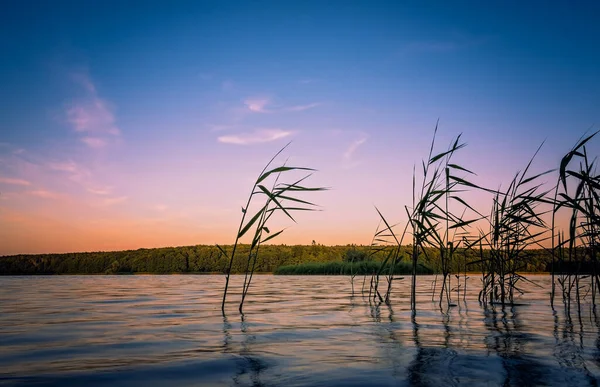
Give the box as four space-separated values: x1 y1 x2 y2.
1 275 599 386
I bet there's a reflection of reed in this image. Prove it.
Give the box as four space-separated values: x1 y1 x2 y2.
483 304 552 386
366 299 408 379
408 312 425 386
406 310 458 386
222 314 233 353
594 308 600 371
455 292 468 348
552 305 596 384
368 298 382 323
222 313 268 386
238 314 268 386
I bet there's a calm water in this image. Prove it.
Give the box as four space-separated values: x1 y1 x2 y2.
1 274 599 386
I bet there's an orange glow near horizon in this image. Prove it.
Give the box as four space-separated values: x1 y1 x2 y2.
0 167 578 256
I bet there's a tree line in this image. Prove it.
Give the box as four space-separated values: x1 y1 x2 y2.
0 243 562 275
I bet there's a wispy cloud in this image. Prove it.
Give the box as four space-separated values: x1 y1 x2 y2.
343 134 369 168
80 136 108 149
243 97 320 113
66 100 120 136
48 160 78 173
218 129 294 145
66 72 121 148
71 72 96 93
344 137 368 160
244 97 272 113
285 103 321 112
0 177 31 186
48 160 91 183
27 190 62 200
87 187 112 196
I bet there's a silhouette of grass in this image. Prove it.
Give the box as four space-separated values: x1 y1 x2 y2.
369 123 480 308
219 142 326 313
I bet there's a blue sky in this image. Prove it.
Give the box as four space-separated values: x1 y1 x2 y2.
0 1 599 254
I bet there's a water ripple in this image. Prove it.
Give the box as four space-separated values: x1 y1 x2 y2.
0 274 599 386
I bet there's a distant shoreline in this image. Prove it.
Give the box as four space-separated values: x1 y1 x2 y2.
0 271 556 276
0 244 560 275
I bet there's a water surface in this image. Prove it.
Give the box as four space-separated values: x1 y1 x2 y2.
1 275 599 386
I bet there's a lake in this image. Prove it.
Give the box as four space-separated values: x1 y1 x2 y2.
1 274 599 386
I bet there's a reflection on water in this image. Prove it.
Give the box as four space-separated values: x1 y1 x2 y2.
0 275 599 386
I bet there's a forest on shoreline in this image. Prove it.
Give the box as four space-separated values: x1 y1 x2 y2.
0 243 570 275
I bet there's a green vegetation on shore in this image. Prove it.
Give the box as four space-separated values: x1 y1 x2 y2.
0 243 558 275
274 260 433 275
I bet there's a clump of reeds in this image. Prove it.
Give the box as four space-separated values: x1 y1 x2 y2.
369 124 480 309
550 130 600 312
468 143 552 306
220 143 326 313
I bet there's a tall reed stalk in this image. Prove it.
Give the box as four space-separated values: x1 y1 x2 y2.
220 143 326 313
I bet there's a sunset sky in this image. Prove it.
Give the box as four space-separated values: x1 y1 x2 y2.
1 1 599 255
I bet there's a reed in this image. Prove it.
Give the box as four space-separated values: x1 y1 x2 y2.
219 143 326 313
550 130 600 312
370 124 479 309
215 128 600 315
468 143 552 306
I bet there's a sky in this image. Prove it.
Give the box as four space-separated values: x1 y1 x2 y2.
0 1 599 255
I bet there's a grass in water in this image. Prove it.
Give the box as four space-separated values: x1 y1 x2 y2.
369 123 480 309
219 143 326 313
550 130 600 313
214 126 600 315
467 142 552 306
